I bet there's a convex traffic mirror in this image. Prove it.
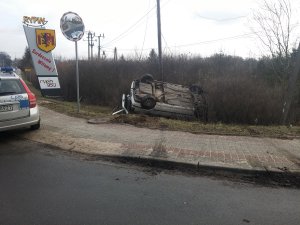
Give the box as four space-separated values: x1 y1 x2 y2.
60 12 84 41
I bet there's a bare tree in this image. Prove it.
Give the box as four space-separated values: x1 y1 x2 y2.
282 43 300 124
252 0 295 82
0 52 12 67
252 0 300 125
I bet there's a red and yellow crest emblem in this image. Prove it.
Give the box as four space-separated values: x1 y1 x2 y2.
35 29 56 53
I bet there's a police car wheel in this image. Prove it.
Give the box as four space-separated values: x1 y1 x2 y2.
30 119 40 130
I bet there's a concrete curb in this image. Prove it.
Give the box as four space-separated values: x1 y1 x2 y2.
23 137 300 188
16 106 300 185
18 132 300 178
16 125 300 176
98 154 300 176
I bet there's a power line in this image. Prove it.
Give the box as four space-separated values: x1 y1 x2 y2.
171 32 257 48
162 33 172 55
195 14 247 22
139 0 151 60
103 4 157 47
103 0 172 48
103 32 257 53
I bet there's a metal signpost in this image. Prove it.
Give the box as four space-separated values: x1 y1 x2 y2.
60 12 85 113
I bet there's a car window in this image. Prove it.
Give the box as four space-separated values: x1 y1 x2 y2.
0 79 26 95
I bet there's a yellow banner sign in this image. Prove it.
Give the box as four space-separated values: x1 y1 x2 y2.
23 16 47 26
35 29 56 53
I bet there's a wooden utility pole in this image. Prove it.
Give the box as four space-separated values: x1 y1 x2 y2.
89 31 96 60
114 47 118 61
84 31 96 60
97 33 105 60
156 0 163 81
90 34 94 60
87 32 90 60
84 31 91 60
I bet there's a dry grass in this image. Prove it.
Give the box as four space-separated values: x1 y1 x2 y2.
24 79 112 120
25 80 300 139
38 99 112 120
111 114 300 139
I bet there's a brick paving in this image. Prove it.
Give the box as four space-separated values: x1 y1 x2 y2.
24 107 300 173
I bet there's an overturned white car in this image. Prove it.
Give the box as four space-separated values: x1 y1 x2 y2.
114 74 208 121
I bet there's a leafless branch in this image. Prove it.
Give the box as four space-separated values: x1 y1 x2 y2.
251 0 295 82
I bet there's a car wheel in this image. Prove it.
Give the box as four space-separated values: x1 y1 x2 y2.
140 74 154 83
194 104 208 122
30 119 40 130
141 95 156 109
125 95 133 112
189 85 203 94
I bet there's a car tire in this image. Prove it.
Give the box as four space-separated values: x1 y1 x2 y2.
189 85 203 94
140 74 154 83
125 95 133 112
30 119 40 130
141 95 156 109
194 104 208 122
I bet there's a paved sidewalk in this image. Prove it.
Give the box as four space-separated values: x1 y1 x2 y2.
20 107 300 174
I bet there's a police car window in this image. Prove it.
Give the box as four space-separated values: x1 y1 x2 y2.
0 80 25 95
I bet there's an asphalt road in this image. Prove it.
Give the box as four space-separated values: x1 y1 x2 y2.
0 132 300 225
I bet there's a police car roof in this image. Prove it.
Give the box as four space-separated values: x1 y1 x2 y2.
0 67 20 79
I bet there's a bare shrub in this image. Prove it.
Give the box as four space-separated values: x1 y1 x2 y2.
57 59 144 106
52 54 297 125
204 76 284 124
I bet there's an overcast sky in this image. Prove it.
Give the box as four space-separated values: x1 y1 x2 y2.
0 0 299 60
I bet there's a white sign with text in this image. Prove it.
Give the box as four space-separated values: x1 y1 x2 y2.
38 77 61 89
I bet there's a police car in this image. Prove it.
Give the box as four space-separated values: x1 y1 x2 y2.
0 67 40 132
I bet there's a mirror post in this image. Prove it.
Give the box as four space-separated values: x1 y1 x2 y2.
75 40 80 113
60 11 85 114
